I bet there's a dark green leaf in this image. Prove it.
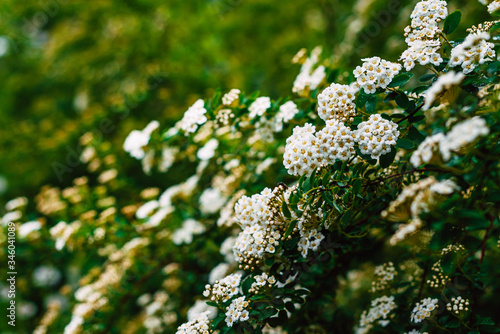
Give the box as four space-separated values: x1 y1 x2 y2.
282 201 291 219
444 10 462 35
419 74 436 82
396 138 415 149
395 93 410 109
379 148 397 168
388 73 413 88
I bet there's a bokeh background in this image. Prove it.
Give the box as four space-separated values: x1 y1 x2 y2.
0 0 487 201
0 0 492 332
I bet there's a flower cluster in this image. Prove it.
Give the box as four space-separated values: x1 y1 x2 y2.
248 96 271 119
356 114 400 160
123 121 159 160
283 123 320 176
446 296 470 315
449 32 496 74
292 47 326 96
427 261 449 288
371 262 396 292
353 57 402 94
297 228 325 258
176 311 213 334
357 296 397 334
400 0 447 71
422 71 465 110
225 296 250 327
172 219 206 245
382 177 460 244
203 273 242 303
249 273 276 293
275 101 299 132
180 99 207 134
316 83 357 122
222 89 241 107
410 297 439 323
317 120 357 163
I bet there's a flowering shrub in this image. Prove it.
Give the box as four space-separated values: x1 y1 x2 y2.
2 0 500 333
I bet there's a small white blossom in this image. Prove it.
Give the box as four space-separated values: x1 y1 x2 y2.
180 99 207 134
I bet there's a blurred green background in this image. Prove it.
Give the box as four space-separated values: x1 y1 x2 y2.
0 0 488 202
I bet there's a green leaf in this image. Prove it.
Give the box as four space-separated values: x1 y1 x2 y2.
480 326 500 333
282 201 291 219
395 93 410 109
352 179 362 194
388 73 413 88
264 257 275 267
443 10 462 35
379 148 397 168
396 138 415 149
419 73 436 82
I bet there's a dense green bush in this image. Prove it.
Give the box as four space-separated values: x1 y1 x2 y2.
1 0 500 333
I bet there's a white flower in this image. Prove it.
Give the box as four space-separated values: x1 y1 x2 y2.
292 46 326 96
18 220 42 239
488 1 500 13
355 114 400 160
449 32 495 74
197 138 219 161
354 57 402 94
172 219 206 245
123 121 160 159
176 310 212 333
180 99 207 134
33 265 61 287
316 120 357 164
283 123 321 176
411 297 439 323
209 263 231 284
199 188 227 215
136 200 160 219
422 71 465 110
225 296 250 327
187 300 217 321
317 83 357 122
439 117 489 161
5 197 27 211
222 89 241 107
275 101 299 131
248 97 271 119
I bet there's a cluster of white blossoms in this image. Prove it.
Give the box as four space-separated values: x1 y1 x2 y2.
400 0 447 71
234 188 273 228
33 265 62 287
446 296 470 315
405 330 428 334
427 261 449 288
232 188 285 269
171 218 206 245
317 120 357 163
222 89 241 107
422 71 465 110
297 228 325 258
199 187 227 215
248 96 271 119
180 99 207 134
203 273 242 303
225 296 250 327
292 46 326 97
410 297 439 323
176 311 212 334
449 32 496 74
123 120 159 160
357 296 397 334
371 262 396 292
353 57 402 94
411 117 489 167
356 114 400 160
383 177 460 244
283 123 321 177
488 1 500 13
317 83 357 122
274 101 299 132
249 273 276 293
